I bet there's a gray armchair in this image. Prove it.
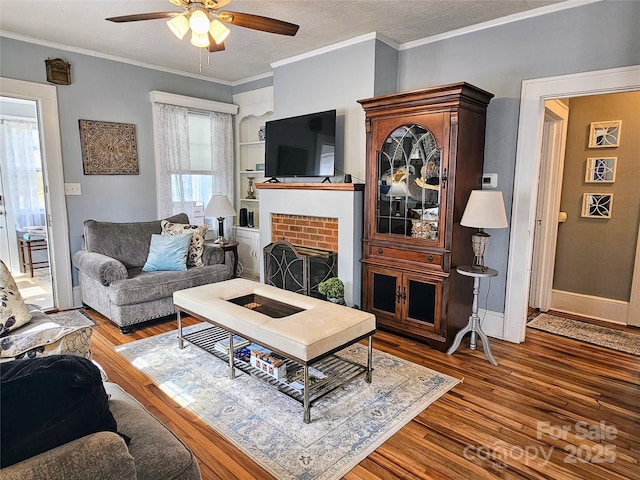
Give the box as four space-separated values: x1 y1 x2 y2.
73 214 232 333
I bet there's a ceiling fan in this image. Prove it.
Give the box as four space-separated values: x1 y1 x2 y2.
106 0 299 52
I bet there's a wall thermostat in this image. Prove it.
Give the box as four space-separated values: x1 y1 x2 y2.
482 173 498 189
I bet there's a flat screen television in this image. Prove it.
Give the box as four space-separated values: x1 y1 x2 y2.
265 109 336 180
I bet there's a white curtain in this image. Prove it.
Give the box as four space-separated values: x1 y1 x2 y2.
152 103 191 219
210 112 234 239
152 103 234 233
0 119 45 230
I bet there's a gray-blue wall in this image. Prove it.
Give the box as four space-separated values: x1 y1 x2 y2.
268 0 639 312
0 36 232 284
272 38 377 182
397 0 640 310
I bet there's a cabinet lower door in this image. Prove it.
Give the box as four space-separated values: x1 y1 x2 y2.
402 273 443 336
366 267 402 321
365 266 445 339
235 228 260 279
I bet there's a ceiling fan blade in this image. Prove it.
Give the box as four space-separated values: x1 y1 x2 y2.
218 11 299 36
207 35 226 53
209 0 234 8
106 12 180 23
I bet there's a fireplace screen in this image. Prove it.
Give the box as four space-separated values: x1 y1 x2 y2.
263 240 337 298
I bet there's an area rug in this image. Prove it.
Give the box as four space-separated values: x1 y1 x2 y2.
48 309 97 327
528 313 640 356
116 324 460 480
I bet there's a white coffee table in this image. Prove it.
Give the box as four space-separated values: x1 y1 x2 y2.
174 278 376 423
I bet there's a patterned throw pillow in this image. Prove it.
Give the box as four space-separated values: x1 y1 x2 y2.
161 220 209 267
0 261 32 336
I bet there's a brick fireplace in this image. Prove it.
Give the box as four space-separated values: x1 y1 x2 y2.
270 214 339 253
257 183 364 307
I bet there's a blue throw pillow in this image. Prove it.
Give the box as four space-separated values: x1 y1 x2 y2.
142 233 193 272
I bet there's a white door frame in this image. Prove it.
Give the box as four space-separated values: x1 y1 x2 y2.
529 99 569 311
629 225 640 326
504 65 640 342
0 77 74 310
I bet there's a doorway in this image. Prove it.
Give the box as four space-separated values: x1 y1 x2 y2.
0 77 74 311
530 92 640 325
0 96 53 309
504 65 640 343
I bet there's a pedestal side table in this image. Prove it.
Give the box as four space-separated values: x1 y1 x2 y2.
447 265 498 365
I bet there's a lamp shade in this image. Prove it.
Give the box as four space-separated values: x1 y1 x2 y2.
205 195 236 218
190 31 210 48
167 14 189 40
209 19 230 44
460 190 508 229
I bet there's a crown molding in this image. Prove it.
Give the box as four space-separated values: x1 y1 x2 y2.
0 31 233 86
399 0 602 50
232 71 273 87
270 32 397 70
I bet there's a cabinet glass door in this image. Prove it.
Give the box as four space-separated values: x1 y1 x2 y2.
376 125 442 241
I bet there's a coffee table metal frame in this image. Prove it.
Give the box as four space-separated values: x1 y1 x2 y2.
176 308 374 423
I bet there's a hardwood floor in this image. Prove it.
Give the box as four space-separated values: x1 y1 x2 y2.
87 309 639 480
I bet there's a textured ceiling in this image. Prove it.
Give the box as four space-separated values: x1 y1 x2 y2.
0 0 569 84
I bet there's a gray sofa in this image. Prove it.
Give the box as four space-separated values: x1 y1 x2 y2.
73 214 232 333
1 380 201 480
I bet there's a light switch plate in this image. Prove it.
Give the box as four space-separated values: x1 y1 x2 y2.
64 183 82 195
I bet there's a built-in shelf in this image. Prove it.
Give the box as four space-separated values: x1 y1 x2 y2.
234 87 272 231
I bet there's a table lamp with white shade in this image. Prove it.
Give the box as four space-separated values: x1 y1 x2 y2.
460 190 508 272
205 194 236 244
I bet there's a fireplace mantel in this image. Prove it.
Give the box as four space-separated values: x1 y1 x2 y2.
258 184 365 307
256 183 364 191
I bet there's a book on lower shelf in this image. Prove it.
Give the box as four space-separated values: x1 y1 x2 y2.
214 335 250 354
250 349 288 379
233 343 271 363
287 366 327 392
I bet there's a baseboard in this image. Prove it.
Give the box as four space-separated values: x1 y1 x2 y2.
72 286 83 308
477 308 505 341
550 289 628 324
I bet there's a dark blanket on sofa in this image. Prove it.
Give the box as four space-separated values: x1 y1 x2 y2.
0 355 119 467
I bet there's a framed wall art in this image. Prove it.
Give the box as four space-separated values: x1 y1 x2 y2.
79 119 139 175
581 193 613 219
585 157 617 183
588 120 621 148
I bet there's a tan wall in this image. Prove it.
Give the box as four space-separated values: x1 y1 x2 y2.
553 92 640 301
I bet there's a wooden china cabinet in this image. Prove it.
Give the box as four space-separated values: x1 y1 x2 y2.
358 83 494 351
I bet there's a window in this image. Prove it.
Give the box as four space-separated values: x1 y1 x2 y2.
168 113 214 223
150 91 237 232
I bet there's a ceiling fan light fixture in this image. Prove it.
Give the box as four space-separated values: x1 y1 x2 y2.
209 19 230 44
167 13 189 40
189 9 210 34
190 30 210 48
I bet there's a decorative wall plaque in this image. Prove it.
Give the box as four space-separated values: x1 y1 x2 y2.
581 193 613 219
588 120 622 148
585 157 617 183
79 120 139 175
45 58 71 85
